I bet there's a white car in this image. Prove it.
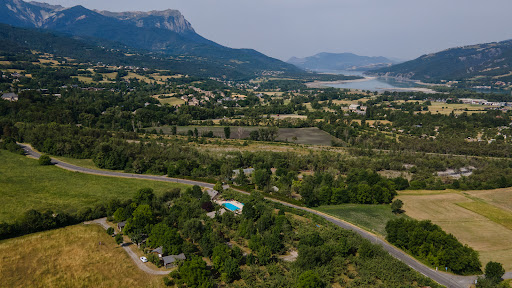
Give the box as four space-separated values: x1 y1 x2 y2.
140 256 148 263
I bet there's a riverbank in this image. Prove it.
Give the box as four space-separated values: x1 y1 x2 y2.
307 76 437 93
306 77 377 88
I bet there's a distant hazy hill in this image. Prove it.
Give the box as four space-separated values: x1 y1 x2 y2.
368 40 512 82
287 52 395 72
0 0 303 79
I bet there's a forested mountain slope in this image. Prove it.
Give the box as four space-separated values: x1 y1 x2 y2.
369 39 512 83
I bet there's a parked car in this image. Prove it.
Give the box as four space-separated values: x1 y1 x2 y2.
140 256 148 263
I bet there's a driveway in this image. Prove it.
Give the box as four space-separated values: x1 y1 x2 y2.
84 218 170 275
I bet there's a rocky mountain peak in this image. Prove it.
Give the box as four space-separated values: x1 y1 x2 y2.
95 8 195 34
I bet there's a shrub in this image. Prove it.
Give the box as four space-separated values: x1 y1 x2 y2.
148 253 162 267
106 227 114 235
38 154 52 166
391 199 403 214
484 261 505 283
163 277 174 286
115 233 123 245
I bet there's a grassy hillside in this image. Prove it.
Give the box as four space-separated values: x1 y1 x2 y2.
0 150 189 223
0 224 164 287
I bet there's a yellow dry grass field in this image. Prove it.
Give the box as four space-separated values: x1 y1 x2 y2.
0 224 164 288
123 72 155 83
153 95 185 106
259 91 284 96
465 188 512 212
457 201 512 230
0 61 12 65
351 119 393 126
102 72 118 79
329 98 371 105
398 191 512 270
427 102 487 115
7 69 25 74
38 58 60 65
151 74 178 81
268 114 307 119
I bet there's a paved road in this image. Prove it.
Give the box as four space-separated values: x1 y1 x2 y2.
19 143 214 189
84 218 170 275
20 144 511 287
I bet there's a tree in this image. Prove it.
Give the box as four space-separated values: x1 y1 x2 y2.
221 257 240 283
249 130 259 141
171 126 177 135
235 169 249 186
106 227 114 235
134 188 155 205
147 222 169 248
257 245 272 265
131 204 154 229
113 207 126 222
484 261 505 283
38 154 52 166
115 233 123 245
213 181 223 192
297 271 325 288
253 169 271 190
183 219 204 243
391 199 404 214
176 256 212 288
224 126 231 139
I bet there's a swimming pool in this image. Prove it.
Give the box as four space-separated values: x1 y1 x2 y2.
223 203 241 211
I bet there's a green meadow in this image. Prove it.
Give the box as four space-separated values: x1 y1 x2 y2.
0 150 189 223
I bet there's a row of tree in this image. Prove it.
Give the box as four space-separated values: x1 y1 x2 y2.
385 218 481 275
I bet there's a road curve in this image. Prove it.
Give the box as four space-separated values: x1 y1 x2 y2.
20 144 507 287
19 143 214 189
84 218 170 275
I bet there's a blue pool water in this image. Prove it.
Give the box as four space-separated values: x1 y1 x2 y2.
223 203 241 211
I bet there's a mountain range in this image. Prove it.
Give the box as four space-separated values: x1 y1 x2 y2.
0 0 303 79
288 52 395 72
368 40 512 83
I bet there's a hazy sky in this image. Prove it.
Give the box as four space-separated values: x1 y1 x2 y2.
43 0 512 61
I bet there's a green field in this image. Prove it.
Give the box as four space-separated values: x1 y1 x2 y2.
314 204 407 236
157 126 337 146
0 150 190 223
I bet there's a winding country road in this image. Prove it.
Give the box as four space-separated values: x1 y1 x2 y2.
19 143 512 287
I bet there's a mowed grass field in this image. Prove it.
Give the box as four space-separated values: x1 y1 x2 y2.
158 126 337 146
465 187 512 212
397 190 512 270
0 224 164 288
427 102 488 115
152 95 185 106
0 150 190 223
314 204 407 236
